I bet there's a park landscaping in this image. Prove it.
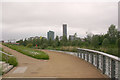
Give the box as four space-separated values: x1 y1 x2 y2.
15 24 119 57
0 47 18 75
2 43 49 60
0 47 18 67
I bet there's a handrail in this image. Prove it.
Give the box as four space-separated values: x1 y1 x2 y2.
78 48 120 61
0 51 13 57
77 48 120 79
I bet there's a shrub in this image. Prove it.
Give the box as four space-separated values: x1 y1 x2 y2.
26 43 33 48
60 46 77 52
2 53 18 67
8 56 18 66
41 43 48 49
102 38 109 47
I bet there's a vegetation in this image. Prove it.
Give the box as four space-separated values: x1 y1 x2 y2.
2 43 49 60
16 24 119 57
0 48 18 67
1 53 18 67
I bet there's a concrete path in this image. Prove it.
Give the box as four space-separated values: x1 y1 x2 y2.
1 44 107 78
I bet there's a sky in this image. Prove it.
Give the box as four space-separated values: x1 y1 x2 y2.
0 0 119 41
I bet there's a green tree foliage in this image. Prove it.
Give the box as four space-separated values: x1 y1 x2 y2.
91 35 100 48
16 39 24 45
48 38 53 46
26 43 33 48
60 35 67 46
16 24 119 56
23 38 28 46
107 24 117 44
54 36 60 47
41 43 48 49
102 38 109 47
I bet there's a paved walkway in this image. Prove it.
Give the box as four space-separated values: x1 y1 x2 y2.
1 44 107 78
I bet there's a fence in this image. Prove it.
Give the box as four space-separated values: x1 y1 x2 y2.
77 48 120 80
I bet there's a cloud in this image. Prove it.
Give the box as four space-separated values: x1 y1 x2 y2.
2 2 118 41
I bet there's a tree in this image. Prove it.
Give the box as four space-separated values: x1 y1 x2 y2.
32 38 37 46
86 32 93 44
26 43 33 48
23 38 28 46
54 36 60 47
91 35 100 48
41 43 48 49
16 39 24 45
107 24 117 44
102 38 109 47
48 38 53 46
60 35 67 46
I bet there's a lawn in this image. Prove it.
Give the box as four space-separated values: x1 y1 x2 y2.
3 43 49 60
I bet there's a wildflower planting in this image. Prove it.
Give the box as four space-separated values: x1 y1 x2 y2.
3 43 49 60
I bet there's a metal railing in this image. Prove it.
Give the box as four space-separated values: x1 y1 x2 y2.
77 48 120 80
0 51 13 57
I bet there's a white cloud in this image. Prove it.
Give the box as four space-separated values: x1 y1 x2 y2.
2 2 118 41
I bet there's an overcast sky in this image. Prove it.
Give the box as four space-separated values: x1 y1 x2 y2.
0 0 119 41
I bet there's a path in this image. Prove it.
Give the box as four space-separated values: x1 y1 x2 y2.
1 44 107 78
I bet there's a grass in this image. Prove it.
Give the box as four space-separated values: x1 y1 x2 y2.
46 46 78 52
0 47 18 75
47 45 118 57
3 43 49 60
0 48 18 67
1 53 18 67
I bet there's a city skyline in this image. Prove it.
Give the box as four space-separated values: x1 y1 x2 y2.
1 1 118 41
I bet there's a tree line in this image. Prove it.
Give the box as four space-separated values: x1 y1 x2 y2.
16 24 120 56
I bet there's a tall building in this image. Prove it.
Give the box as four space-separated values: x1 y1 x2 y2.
63 24 67 37
47 31 54 40
69 35 75 41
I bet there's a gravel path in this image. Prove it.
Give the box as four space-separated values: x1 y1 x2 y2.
1 44 107 78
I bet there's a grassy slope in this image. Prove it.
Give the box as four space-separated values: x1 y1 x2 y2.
0 47 18 67
3 43 49 60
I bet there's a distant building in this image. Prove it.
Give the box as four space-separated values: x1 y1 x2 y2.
63 24 67 37
69 35 80 41
69 35 75 41
60 36 63 40
47 31 54 40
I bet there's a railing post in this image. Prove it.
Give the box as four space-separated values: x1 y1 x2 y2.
80 51 82 58
93 54 97 66
118 61 120 80
108 58 111 78
83 51 85 60
111 59 115 79
87 52 89 62
85 52 87 61
99 55 102 70
91 53 93 64
77 48 120 79
102 55 106 74
90 53 92 63
97 54 99 69
77 51 79 57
